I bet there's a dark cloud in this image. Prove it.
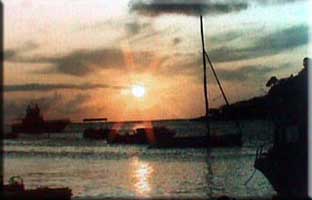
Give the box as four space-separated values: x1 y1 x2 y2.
209 24 309 62
155 52 202 77
77 19 152 40
253 24 308 52
158 55 274 83
129 0 248 16
6 47 159 76
61 94 90 115
125 21 151 35
4 41 39 61
208 47 247 62
4 49 18 60
157 50 283 84
128 27 171 43
211 31 241 43
6 24 307 78
4 83 125 92
42 48 125 76
129 0 305 16
126 22 141 35
216 65 276 82
5 47 124 74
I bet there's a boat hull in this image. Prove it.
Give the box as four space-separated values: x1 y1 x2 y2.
106 127 242 148
83 128 110 140
254 144 308 198
11 120 70 134
3 185 72 200
107 127 176 145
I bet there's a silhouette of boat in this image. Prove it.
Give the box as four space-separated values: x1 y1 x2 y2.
88 124 241 148
82 118 109 139
255 140 307 198
107 129 147 144
107 126 176 145
3 176 72 200
11 104 70 134
83 128 110 140
254 58 309 198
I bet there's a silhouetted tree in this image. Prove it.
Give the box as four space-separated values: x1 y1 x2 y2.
266 76 279 87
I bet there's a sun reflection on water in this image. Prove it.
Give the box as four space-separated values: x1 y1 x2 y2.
131 157 154 197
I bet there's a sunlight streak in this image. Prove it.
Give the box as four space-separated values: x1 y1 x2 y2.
131 157 154 197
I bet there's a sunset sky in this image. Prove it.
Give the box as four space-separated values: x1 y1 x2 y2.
3 0 311 123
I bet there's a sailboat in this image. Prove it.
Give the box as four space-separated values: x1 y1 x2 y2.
151 16 242 148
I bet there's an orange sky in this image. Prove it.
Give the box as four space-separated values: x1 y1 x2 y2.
3 0 311 122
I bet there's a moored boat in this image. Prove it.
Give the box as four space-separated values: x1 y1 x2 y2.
3 176 72 200
106 126 176 145
254 141 307 198
83 128 110 140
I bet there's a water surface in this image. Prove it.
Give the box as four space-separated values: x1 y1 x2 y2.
3 120 276 199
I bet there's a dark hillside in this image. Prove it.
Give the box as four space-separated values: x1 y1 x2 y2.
195 57 309 122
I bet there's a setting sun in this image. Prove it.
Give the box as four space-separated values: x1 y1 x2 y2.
132 85 146 98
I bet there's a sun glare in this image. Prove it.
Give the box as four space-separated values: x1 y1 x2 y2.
132 85 145 98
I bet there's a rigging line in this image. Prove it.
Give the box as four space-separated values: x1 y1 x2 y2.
204 51 243 136
204 51 229 106
244 168 257 185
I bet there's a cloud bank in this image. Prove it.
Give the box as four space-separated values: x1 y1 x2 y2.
4 83 125 92
209 24 309 62
5 47 159 76
4 25 308 78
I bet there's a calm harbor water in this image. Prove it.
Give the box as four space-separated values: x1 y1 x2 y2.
3 120 276 199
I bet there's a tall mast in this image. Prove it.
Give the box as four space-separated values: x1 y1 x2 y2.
200 15 210 138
